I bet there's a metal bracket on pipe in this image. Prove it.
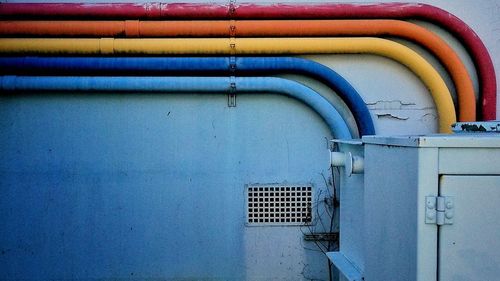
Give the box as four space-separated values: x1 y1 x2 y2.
228 0 237 16
229 56 237 73
229 37 236 54
229 20 237 37
228 76 236 107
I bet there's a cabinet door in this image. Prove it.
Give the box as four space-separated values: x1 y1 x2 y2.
439 175 500 281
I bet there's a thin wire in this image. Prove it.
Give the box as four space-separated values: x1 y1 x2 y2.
300 155 340 280
328 165 339 252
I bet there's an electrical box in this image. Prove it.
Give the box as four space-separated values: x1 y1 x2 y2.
361 134 500 281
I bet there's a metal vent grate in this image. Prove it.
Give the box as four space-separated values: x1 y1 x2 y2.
246 184 312 226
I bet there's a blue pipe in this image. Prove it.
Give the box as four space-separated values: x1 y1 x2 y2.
0 75 352 139
0 57 374 136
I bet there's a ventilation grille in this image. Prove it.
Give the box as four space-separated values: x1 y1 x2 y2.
246 184 313 226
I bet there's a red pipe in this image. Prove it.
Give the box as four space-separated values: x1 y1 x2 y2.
0 2 495 120
0 3 229 18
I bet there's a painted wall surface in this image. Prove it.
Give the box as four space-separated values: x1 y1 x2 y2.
0 0 498 280
0 93 334 280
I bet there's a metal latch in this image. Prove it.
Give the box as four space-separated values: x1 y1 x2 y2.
425 196 454 225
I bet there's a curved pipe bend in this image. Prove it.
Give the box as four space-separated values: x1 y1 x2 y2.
0 75 352 140
0 19 475 122
0 37 456 133
0 2 492 120
0 56 374 136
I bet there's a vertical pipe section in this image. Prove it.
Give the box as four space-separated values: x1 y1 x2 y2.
0 56 374 136
0 76 352 139
0 37 456 133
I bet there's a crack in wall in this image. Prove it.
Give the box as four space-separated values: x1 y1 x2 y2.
419 113 438 122
366 100 430 110
376 113 409 120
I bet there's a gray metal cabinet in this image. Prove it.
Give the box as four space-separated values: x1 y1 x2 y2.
362 135 500 281
439 175 500 281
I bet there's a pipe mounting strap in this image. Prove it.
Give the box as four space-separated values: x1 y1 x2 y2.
229 56 237 73
229 75 237 107
229 37 237 55
228 0 236 17
229 19 237 37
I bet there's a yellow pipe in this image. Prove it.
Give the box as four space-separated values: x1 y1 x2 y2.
0 37 456 133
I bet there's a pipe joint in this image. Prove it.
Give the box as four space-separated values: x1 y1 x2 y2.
99 38 114 54
330 150 364 176
350 154 364 175
330 151 346 167
124 20 140 37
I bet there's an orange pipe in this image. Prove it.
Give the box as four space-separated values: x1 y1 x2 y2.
0 19 475 121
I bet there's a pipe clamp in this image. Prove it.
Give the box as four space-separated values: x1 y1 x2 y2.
229 37 237 55
228 0 237 17
229 56 237 73
229 20 237 37
228 76 237 107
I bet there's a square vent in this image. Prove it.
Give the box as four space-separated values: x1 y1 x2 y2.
245 184 313 226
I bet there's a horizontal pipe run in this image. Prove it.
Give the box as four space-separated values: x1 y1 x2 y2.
0 19 475 122
0 2 492 120
0 76 352 139
0 56 374 136
0 37 456 133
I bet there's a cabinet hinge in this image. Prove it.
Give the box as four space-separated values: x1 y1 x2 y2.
425 196 454 225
